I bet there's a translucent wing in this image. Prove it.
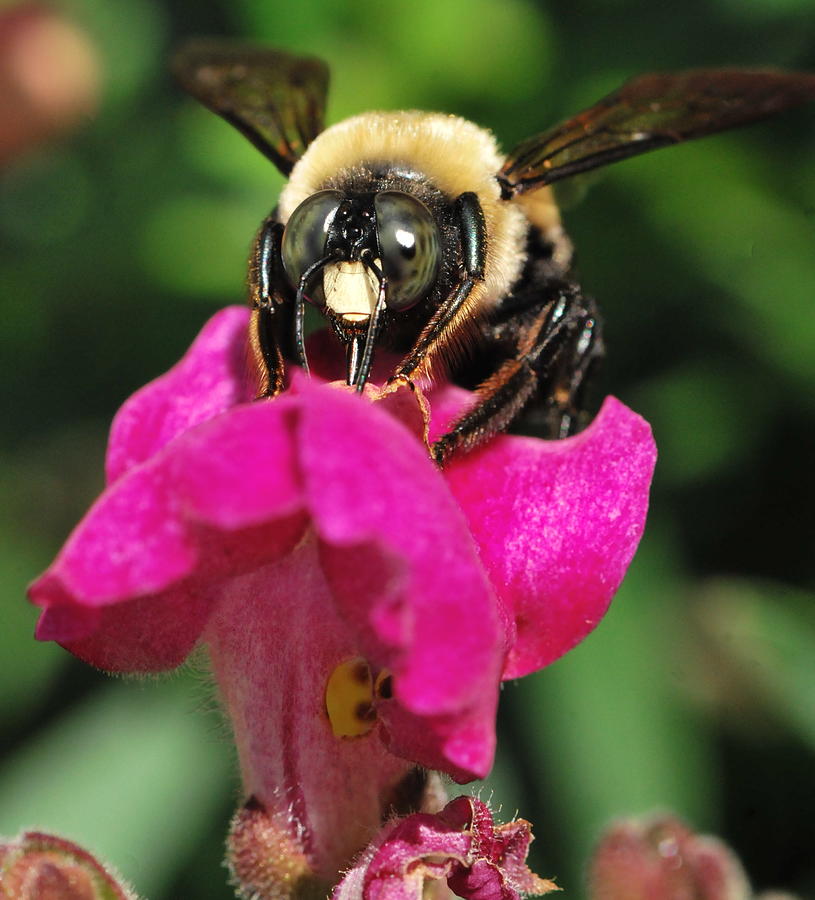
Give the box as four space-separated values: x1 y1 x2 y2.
500 69 815 196
172 39 329 176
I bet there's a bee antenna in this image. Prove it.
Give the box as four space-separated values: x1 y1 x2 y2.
295 252 338 374
352 255 387 393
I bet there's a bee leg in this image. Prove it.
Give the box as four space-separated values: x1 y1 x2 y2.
545 296 604 439
248 217 293 397
431 283 603 465
392 191 487 380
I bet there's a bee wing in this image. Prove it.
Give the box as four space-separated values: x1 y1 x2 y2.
172 39 329 176
499 69 815 196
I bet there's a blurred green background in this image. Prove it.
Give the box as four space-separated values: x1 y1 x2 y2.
1 0 814 897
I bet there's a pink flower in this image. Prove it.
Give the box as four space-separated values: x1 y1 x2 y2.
587 815 757 900
29 307 656 883
333 796 558 900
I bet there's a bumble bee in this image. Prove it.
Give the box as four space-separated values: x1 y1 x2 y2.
173 42 815 464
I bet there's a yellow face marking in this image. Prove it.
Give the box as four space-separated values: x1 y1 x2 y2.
325 657 376 738
322 260 380 321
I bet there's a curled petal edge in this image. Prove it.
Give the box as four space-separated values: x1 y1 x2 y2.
444 395 657 680
334 797 558 900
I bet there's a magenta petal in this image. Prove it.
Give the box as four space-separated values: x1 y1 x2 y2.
29 399 310 671
203 384 509 874
35 580 216 672
446 396 657 680
376 701 497 785
293 380 507 778
298 380 505 711
106 306 253 483
338 805 471 900
447 800 551 900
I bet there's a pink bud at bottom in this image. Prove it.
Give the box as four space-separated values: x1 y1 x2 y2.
588 816 752 900
227 797 331 900
333 796 558 900
0 831 136 900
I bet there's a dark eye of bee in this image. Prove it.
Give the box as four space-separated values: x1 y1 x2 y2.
374 191 441 311
281 190 343 305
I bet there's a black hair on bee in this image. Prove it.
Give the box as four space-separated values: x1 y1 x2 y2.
173 42 815 464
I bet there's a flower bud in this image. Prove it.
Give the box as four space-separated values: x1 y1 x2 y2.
588 815 755 900
227 797 329 900
0 4 100 164
0 831 137 899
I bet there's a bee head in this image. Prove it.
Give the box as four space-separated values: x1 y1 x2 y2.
281 189 442 322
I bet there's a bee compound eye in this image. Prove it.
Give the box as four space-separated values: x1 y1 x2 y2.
281 190 344 305
374 191 441 311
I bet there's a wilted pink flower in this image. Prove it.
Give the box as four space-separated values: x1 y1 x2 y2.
29 307 656 883
333 796 558 900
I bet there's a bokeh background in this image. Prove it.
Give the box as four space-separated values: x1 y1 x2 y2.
1 0 814 897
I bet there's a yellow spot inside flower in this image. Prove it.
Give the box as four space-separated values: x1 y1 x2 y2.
325 657 376 738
